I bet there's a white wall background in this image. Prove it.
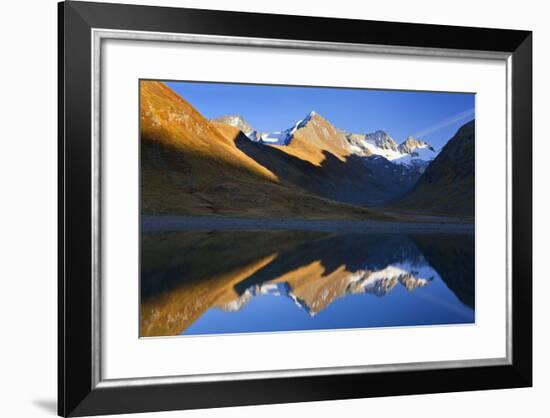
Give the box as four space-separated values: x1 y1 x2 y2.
0 0 547 417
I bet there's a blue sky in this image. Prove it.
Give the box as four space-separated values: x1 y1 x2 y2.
166 81 475 150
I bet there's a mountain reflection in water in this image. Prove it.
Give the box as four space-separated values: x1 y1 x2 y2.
140 231 474 337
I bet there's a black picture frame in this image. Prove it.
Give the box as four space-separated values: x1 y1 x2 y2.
58 1 532 416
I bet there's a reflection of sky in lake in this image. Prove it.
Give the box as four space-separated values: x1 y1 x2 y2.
140 231 475 337
184 256 473 335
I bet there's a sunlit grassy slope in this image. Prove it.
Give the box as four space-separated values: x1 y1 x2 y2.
140 80 390 220
273 112 352 165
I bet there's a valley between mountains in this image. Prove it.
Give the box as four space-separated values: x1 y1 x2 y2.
139 80 476 336
140 80 475 223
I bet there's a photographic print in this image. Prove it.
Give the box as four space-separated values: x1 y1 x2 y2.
59 4 532 414
139 80 475 338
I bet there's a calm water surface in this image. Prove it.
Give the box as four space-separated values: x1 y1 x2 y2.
140 229 474 337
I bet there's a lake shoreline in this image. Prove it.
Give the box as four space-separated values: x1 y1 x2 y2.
141 215 474 234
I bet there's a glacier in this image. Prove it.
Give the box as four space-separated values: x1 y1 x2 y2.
252 110 318 145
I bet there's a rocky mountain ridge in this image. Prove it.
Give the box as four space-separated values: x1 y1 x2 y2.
214 113 439 166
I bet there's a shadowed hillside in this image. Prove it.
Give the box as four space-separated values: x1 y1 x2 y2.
394 121 475 217
411 234 475 309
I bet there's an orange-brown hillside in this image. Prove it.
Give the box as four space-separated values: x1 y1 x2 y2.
140 80 388 220
275 113 354 166
141 81 277 181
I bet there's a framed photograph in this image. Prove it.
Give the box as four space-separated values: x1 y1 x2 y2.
58 1 532 416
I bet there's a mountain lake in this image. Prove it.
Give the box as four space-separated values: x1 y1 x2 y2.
140 218 474 337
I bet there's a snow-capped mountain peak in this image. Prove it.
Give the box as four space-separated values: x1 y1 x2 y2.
213 111 438 168
212 115 253 134
213 111 325 145
398 136 434 155
350 130 402 161
392 136 438 166
364 130 399 151
292 110 318 131
254 110 319 145
346 131 438 167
